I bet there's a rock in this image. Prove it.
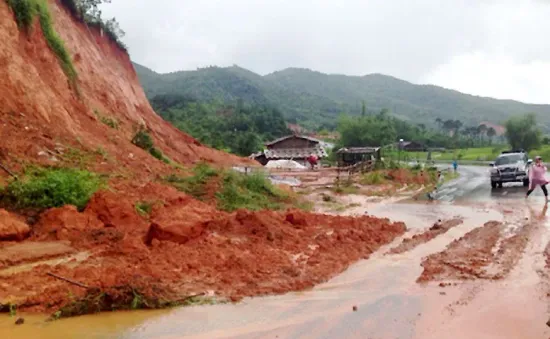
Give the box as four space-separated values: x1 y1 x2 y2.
0 209 30 241
439 292 447 296
34 205 103 241
285 211 309 227
546 318 550 328
85 191 143 230
145 199 216 245
15 318 24 325
352 305 358 312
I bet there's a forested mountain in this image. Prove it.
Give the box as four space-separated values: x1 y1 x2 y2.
150 94 290 156
134 63 550 131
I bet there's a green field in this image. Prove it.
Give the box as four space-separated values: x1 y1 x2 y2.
388 145 550 163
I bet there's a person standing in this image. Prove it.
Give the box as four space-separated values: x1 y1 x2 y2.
526 156 548 202
452 160 458 173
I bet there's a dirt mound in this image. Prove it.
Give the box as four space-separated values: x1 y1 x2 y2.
0 204 406 314
388 218 463 255
0 209 30 241
33 205 103 242
417 220 531 282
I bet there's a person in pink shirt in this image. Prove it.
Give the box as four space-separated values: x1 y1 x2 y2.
526 156 549 202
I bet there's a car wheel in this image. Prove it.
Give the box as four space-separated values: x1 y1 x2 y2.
491 181 497 189
523 179 529 187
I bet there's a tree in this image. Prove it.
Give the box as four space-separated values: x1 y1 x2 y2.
505 113 541 151
487 127 496 144
361 101 366 117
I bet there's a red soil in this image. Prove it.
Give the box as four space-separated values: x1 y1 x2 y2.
417 220 531 282
388 218 463 255
0 0 253 179
0 187 406 312
0 1 408 315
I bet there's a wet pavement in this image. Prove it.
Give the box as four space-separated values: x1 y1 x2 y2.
3 167 550 339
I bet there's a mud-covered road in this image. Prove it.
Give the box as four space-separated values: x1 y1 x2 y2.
3 166 550 339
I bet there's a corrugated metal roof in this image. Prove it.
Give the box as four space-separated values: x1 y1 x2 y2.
264 135 322 147
251 146 328 160
336 147 380 154
264 147 327 159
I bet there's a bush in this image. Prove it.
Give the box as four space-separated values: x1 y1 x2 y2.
132 129 154 151
98 115 119 129
1 167 103 210
131 128 170 163
165 163 219 200
216 171 287 212
6 0 36 29
166 164 289 211
361 171 385 185
135 201 153 216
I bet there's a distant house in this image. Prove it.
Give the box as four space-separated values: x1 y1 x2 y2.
399 141 426 152
336 147 381 167
250 135 328 166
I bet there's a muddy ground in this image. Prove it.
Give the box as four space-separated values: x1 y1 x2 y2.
2 166 550 339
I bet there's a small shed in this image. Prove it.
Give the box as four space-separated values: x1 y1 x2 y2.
336 147 381 167
399 141 426 152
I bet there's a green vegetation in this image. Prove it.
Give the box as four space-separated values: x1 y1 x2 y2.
360 171 386 185
1 167 103 210
217 171 288 212
166 164 291 212
49 286 216 320
131 128 170 163
151 94 290 156
134 63 550 131
165 163 218 200
135 201 153 217
95 110 119 129
6 0 77 84
59 0 127 51
505 113 541 152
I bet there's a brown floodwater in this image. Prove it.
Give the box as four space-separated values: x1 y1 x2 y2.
2 203 549 339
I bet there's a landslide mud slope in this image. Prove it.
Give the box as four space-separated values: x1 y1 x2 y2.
0 1 410 318
0 0 251 175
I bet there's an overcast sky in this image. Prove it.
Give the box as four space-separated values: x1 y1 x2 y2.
102 0 550 104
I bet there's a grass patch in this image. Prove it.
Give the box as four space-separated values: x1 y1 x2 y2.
360 171 386 185
216 171 288 212
95 110 119 129
6 0 78 85
1 167 103 210
135 201 153 217
165 163 219 200
63 147 94 168
333 184 359 195
131 128 170 163
166 163 294 212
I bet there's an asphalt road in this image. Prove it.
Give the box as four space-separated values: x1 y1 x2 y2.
433 165 546 202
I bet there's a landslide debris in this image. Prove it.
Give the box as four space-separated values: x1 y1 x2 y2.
0 184 406 316
417 220 531 282
388 218 463 255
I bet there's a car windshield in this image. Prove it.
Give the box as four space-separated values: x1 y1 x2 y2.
495 154 523 166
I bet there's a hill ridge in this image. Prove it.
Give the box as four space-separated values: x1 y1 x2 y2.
133 62 550 131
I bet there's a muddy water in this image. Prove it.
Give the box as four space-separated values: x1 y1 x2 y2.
4 202 538 339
